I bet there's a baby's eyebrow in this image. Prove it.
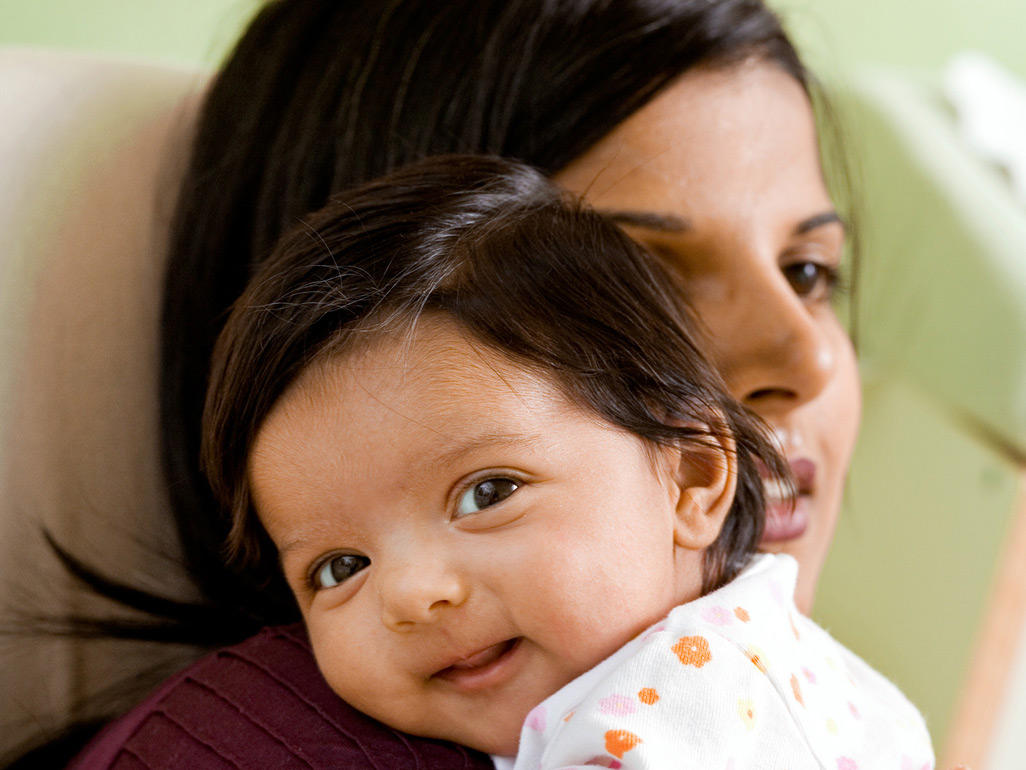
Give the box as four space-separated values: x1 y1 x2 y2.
277 536 317 561
427 431 546 468
275 432 545 560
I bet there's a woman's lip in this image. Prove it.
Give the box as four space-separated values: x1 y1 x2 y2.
432 638 522 692
788 458 816 495
761 496 810 542
759 458 816 543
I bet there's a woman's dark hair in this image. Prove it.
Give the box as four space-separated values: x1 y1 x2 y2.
157 0 818 643
202 155 792 594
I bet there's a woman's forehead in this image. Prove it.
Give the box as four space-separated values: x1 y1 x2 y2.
553 60 826 222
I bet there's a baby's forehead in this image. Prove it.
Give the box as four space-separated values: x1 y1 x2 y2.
247 314 638 538
296 315 553 405
251 316 579 470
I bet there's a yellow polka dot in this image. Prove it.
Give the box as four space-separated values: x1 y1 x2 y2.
746 645 768 673
738 699 756 731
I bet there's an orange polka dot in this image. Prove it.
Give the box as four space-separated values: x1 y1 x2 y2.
734 607 750 622
672 635 712 667
638 688 659 705
604 729 642 759
789 613 800 640
790 674 805 707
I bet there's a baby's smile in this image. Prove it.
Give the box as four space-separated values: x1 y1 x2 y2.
431 637 524 691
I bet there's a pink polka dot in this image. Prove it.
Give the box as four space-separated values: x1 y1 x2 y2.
599 694 637 716
584 756 622 768
640 622 667 641
701 605 733 626
837 758 858 770
525 705 546 731
803 667 817 684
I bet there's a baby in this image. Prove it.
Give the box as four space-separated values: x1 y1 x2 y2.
202 155 935 768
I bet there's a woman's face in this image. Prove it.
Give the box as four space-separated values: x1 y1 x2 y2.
554 61 861 613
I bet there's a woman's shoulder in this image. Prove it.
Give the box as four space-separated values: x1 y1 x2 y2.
69 624 492 769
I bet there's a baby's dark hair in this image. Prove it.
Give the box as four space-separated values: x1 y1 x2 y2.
202 155 791 594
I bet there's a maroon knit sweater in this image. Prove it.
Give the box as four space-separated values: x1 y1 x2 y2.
69 624 494 769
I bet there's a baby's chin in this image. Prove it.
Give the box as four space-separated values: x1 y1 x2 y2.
476 732 522 759
345 686 532 757
427 709 528 757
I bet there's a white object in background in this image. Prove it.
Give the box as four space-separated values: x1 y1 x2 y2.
987 597 1026 769
945 51 1026 206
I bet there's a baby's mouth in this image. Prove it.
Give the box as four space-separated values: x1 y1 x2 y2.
432 638 522 689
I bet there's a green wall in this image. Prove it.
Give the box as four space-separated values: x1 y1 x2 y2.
1 0 1024 77
782 0 1025 79
0 0 254 67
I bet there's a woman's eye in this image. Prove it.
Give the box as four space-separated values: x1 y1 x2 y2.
782 261 840 301
312 554 370 590
456 478 520 517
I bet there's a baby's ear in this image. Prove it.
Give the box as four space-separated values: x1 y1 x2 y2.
665 428 738 552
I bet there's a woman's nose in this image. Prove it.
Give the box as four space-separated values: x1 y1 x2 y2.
711 272 836 415
378 556 470 632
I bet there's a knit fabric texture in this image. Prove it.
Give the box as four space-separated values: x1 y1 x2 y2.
69 624 493 769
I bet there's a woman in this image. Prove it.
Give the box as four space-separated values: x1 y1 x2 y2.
159 0 856 641
35 0 862 766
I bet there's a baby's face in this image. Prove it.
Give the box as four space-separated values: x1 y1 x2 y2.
249 317 709 755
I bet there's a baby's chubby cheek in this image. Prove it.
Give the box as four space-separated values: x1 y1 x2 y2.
303 620 552 756
536 547 689 655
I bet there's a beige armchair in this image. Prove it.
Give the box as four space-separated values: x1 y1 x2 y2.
0 47 204 753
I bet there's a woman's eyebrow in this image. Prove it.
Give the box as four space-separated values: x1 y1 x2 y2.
601 209 846 237
795 210 845 235
600 209 691 232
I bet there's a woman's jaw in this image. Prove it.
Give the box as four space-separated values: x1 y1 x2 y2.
756 429 853 614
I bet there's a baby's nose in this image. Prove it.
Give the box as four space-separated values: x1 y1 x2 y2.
379 559 470 631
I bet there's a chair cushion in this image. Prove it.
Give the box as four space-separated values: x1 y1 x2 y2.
0 46 207 750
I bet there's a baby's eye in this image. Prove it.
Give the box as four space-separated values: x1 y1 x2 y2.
312 554 370 590
456 478 520 517
782 261 841 301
